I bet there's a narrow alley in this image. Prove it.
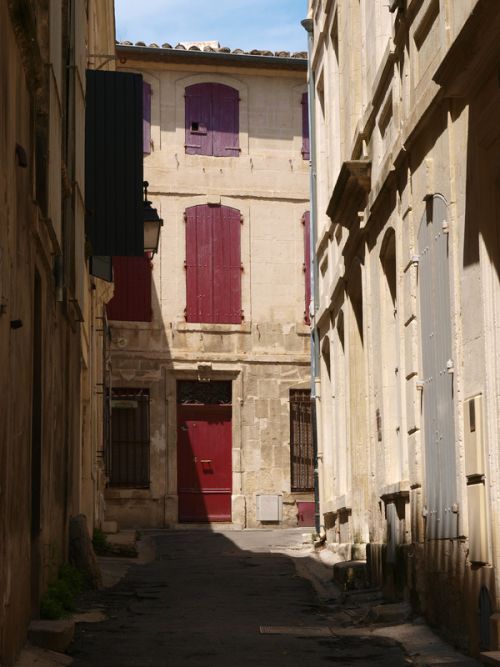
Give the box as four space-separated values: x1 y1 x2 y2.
70 530 411 666
68 529 482 667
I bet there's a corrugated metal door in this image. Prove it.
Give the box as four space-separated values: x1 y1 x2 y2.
418 195 457 539
185 204 241 324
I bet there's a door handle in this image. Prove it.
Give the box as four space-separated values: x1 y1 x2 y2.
200 459 212 464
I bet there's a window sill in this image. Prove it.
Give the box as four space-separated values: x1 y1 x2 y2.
105 488 152 499
379 480 410 503
176 322 251 334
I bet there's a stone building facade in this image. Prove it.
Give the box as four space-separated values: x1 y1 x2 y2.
0 2 123 663
307 0 500 656
105 44 313 529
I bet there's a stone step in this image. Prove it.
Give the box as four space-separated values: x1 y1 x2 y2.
333 560 369 591
28 620 75 654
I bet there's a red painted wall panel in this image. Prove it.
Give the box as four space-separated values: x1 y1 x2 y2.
107 255 152 322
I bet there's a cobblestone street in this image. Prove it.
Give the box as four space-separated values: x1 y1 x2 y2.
70 529 411 666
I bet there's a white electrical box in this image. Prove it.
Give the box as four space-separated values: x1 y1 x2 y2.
256 494 283 522
464 394 484 477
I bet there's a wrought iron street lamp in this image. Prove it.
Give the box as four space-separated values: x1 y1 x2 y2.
143 181 163 254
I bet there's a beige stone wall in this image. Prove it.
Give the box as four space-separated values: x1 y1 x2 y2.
310 0 500 654
107 55 311 528
0 2 115 663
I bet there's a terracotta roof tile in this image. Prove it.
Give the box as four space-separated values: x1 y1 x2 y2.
115 40 307 60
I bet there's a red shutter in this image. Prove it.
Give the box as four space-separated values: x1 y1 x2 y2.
213 206 241 323
212 84 240 157
303 211 311 324
143 82 152 154
186 205 213 321
107 255 152 322
301 93 310 160
186 204 241 324
185 83 212 155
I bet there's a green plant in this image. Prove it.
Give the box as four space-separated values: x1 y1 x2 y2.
40 595 64 620
39 563 84 619
92 527 110 555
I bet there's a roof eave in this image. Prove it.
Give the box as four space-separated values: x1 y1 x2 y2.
116 45 307 71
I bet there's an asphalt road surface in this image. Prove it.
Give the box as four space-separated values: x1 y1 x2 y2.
70 529 410 666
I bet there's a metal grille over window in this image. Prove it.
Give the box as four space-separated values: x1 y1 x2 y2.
110 389 150 488
290 389 314 492
177 380 232 405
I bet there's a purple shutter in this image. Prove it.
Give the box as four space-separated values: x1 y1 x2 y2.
303 211 311 324
212 84 240 157
186 204 241 324
185 83 212 155
143 82 152 154
107 255 152 322
301 93 310 160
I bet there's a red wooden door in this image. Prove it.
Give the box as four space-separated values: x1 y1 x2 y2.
177 404 232 522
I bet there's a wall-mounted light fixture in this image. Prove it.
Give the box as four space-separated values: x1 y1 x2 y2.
143 181 163 254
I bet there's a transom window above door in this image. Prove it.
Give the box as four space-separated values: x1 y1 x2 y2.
184 83 240 157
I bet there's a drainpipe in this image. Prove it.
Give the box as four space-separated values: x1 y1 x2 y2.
301 13 322 537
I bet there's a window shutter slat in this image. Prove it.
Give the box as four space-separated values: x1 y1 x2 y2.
143 81 152 155
301 92 310 160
